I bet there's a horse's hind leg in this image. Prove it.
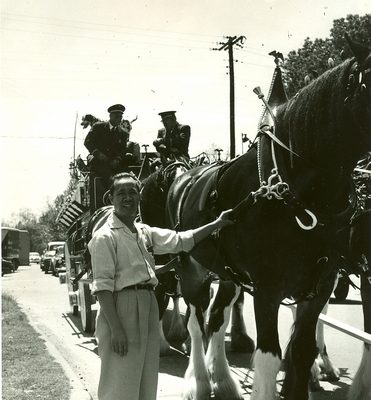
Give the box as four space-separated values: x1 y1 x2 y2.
230 289 255 353
155 284 173 356
166 281 188 342
251 289 281 400
205 280 243 400
282 271 337 400
183 303 212 400
310 301 340 390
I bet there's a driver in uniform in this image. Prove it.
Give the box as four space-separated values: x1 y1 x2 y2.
153 111 191 166
84 104 138 184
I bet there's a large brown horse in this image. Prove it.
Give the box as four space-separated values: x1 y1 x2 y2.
164 38 371 400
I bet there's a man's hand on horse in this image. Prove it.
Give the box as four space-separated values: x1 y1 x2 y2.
216 209 234 229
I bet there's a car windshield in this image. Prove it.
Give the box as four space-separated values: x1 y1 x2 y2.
49 244 64 251
56 246 64 255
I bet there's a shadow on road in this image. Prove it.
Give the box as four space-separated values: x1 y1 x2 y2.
61 312 95 339
329 298 362 305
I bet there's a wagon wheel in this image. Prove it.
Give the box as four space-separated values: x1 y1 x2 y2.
79 281 93 332
334 275 350 301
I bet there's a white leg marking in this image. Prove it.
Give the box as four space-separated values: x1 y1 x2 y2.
183 305 211 400
206 285 242 400
251 349 281 400
348 344 371 400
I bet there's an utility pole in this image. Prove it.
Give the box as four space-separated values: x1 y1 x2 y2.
214 36 245 159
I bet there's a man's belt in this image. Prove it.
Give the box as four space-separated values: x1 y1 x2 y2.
124 284 154 291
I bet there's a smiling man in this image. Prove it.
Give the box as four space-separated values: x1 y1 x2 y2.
88 172 233 400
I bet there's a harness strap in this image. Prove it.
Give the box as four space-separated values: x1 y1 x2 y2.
260 125 302 160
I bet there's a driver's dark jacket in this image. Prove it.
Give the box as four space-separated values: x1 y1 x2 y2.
84 121 129 160
154 123 190 158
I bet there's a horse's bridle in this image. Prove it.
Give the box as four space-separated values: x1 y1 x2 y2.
344 60 371 105
229 72 363 233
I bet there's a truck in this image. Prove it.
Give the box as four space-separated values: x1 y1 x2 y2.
1 227 30 270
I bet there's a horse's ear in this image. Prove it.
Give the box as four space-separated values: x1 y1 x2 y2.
344 33 370 64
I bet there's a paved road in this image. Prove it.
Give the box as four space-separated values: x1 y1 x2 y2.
2 265 365 399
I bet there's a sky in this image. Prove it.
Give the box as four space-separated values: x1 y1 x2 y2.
0 0 370 221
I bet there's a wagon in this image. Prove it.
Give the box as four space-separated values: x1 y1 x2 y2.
57 150 156 332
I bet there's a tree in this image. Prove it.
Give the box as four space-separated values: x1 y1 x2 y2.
2 177 78 253
12 201 67 254
38 194 67 243
283 14 371 97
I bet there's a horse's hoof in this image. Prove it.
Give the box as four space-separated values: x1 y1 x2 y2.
230 331 255 353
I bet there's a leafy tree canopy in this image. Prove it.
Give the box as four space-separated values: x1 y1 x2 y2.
2 177 78 253
283 14 371 97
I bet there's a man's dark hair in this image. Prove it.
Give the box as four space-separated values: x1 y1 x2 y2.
109 172 141 195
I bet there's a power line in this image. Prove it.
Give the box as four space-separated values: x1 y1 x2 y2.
0 135 83 140
2 12 225 42
0 26 212 51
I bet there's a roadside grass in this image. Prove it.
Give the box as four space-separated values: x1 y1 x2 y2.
2 293 70 400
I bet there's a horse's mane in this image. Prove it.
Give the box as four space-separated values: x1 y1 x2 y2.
140 168 167 225
276 58 356 168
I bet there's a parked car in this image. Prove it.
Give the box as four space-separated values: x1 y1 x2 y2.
2 258 14 275
42 241 65 274
29 252 41 264
50 245 66 276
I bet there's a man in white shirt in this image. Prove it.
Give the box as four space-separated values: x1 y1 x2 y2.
89 172 233 400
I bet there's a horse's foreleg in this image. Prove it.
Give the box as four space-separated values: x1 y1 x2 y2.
156 287 172 356
183 304 212 400
205 281 243 400
251 291 281 400
348 272 371 400
230 289 255 353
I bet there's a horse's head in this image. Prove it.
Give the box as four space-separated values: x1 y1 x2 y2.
274 36 370 171
344 35 371 149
